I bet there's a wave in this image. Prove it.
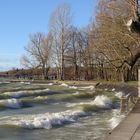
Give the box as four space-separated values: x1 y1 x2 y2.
66 95 113 109
20 81 31 85
108 109 125 129
32 83 54 86
79 86 95 91
3 88 50 98
34 96 48 100
5 96 116 129
112 88 115 91
59 83 69 87
115 91 124 99
12 110 89 129
59 83 94 91
0 81 10 84
68 86 78 89
0 96 121 129
0 98 22 109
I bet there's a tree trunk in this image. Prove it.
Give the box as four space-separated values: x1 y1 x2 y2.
42 64 49 80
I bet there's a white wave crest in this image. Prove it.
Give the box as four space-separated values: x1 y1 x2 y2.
109 109 125 129
72 91 80 95
60 83 69 87
33 83 53 86
47 83 53 86
34 96 48 100
20 81 31 84
79 86 95 90
68 86 78 89
0 98 21 109
112 88 115 91
0 81 10 84
93 95 112 108
66 95 112 109
115 91 124 99
15 110 88 129
3 88 50 98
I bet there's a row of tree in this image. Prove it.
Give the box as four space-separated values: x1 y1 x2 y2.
21 0 140 81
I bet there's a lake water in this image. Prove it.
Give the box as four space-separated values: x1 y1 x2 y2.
0 81 124 140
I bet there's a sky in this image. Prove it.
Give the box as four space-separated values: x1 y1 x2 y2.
0 0 98 71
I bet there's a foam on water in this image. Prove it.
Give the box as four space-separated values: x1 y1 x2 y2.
59 84 94 91
47 83 53 86
115 91 124 99
109 109 125 129
79 86 95 90
3 88 50 98
32 83 53 86
66 95 112 109
0 81 10 84
0 98 22 109
72 91 80 95
60 83 69 87
6 96 113 129
20 81 31 85
93 95 112 108
34 96 48 100
68 86 78 89
14 110 88 129
112 88 115 91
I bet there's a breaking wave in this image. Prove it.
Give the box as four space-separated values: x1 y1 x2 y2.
3 88 50 98
66 95 113 109
68 86 78 89
12 110 88 129
59 83 95 91
60 83 69 87
79 86 95 91
115 91 124 99
0 98 22 109
108 109 125 129
32 83 53 86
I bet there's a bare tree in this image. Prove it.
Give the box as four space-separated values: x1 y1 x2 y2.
21 32 52 79
50 3 72 80
90 0 140 81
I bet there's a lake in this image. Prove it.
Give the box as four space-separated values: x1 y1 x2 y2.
0 81 124 140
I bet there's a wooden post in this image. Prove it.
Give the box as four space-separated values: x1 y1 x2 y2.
138 69 140 97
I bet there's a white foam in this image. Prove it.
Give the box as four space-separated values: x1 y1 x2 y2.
47 83 53 86
115 91 124 99
0 81 10 84
15 110 88 129
66 95 112 109
0 98 21 109
34 96 48 100
20 81 30 84
24 82 31 85
79 86 95 90
93 95 112 108
109 109 125 129
3 88 50 98
33 83 53 86
72 91 80 95
60 83 69 87
68 86 78 89
112 88 115 91
66 102 86 107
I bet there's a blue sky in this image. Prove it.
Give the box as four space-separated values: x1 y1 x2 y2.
0 0 98 71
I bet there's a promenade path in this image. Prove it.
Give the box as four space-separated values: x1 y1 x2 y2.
103 100 140 140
